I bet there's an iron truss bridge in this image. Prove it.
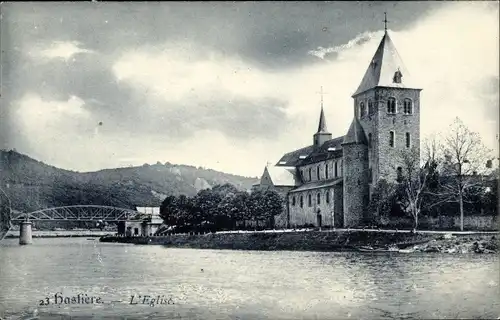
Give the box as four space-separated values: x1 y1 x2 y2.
11 205 144 222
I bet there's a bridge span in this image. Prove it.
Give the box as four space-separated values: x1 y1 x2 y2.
11 205 144 222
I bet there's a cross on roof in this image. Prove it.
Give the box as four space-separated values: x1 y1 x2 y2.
316 86 328 107
383 12 389 31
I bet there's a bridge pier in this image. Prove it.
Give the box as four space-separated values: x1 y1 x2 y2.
19 221 33 245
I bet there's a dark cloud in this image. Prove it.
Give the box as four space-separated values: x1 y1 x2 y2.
1 2 442 69
0 1 443 161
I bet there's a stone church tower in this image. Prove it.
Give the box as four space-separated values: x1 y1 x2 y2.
342 118 369 227
257 26 422 229
351 30 422 190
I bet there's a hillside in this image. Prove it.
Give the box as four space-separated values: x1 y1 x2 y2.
0 150 259 213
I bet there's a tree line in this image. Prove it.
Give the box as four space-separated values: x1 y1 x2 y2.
369 117 498 231
159 184 283 233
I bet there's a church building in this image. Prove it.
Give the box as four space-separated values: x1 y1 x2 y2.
254 29 422 229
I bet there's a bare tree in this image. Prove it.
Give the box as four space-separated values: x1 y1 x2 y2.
440 117 492 231
397 146 430 232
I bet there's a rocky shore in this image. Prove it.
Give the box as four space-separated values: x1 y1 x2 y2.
410 233 498 254
99 230 499 254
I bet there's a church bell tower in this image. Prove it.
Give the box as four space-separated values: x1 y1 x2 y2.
313 87 332 148
351 15 422 187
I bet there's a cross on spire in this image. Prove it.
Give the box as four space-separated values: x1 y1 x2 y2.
383 12 389 32
316 86 328 107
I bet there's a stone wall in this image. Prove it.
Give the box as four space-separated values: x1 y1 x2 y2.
377 215 499 231
376 88 421 183
101 230 439 251
354 87 421 185
298 158 343 183
288 187 336 228
342 143 369 227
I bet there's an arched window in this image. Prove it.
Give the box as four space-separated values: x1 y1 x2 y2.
359 102 366 118
389 131 395 147
387 98 396 114
317 193 321 205
403 99 412 114
317 166 320 180
300 196 304 208
325 163 329 179
368 100 374 114
308 167 312 181
326 190 330 203
308 194 312 207
292 196 296 206
368 133 372 148
406 132 411 148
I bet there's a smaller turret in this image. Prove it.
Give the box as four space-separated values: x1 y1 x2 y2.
342 118 369 227
313 106 332 148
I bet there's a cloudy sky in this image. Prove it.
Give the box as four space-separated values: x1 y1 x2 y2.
1 1 498 177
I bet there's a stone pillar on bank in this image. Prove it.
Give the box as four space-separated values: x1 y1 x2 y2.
19 221 33 245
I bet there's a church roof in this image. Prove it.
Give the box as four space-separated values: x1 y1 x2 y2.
276 136 344 167
317 106 329 133
352 31 420 97
289 177 343 193
342 118 367 145
264 166 300 187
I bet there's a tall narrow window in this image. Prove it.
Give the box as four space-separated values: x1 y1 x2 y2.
326 190 330 203
334 162 338 177
368 100 373 115
368 133 372 148
325 164 329 179
359 102 366 118
308 167 312 181
387 98 396 114
292 196 296 206
300 196 304 208
389 131 395 147
403 99 412 114
317 166 320 180
317 193 321 205
405 132 411 148
308 194 312 207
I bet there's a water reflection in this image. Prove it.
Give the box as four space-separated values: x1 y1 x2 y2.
0 238 498 319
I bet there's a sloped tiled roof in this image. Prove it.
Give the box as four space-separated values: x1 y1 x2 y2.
265 166 300 187
353 31 420 97
289 178 343 193
342 118 367 145
277 136 344 168
276 145 316 167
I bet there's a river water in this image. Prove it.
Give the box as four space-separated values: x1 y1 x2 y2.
0 238 498 319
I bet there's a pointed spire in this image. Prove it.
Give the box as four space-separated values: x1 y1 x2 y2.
317 106 328 133
352 28 420 97
342 117 367 145
316 86 329 133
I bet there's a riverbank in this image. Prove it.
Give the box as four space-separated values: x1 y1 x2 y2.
99 230 499 254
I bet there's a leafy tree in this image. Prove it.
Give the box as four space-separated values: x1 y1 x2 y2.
368 179 397 220
247 189 283 227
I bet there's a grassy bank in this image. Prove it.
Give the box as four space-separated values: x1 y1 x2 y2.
99 230 499 254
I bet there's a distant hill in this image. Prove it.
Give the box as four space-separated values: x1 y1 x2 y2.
0 150 259 213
